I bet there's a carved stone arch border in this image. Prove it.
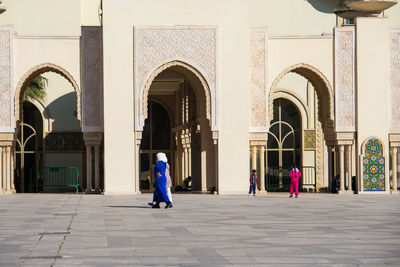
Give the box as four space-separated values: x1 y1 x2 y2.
269 63 334 129
14 62 81 124
138 60 212 131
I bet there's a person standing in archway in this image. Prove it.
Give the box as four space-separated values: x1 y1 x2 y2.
289 164 301 198
151 153 172 209
249 169 258 196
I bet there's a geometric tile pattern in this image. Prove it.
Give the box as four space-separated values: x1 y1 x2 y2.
363 138 385 191
304 130 316 150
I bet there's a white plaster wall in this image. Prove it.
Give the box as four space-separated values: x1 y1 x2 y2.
356 17 390 192
277 73 309 109
81 0 101 26
0 0 81 36
268 37 334 90
13 37 81 96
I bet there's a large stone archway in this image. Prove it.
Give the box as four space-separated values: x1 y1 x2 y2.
135 62 218 193
133 26 218 132
140 61 212 130
269 63 335 130
14 62 81 124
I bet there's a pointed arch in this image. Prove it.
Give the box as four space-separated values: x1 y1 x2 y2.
137 60 213 132
14 62 81 124
269 63 334 129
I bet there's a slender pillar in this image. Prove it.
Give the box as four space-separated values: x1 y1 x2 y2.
0 146 2 193
265 149 268 191
86 145 93 191
251 145 257 171
94 144 100 192
392 147 398 193
135 138 141 193
201 149 207 192
184 146 189 179
339 145 345 193
188 145 192 177
5 146 11 193
346 145 352 192
327 146 333 192
10 145 15 193
259 146 265 191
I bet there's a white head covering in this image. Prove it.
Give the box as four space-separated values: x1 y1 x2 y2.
156 152 168 163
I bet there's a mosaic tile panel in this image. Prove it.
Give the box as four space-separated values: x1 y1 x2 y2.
304 130 316 150
362 138 385 191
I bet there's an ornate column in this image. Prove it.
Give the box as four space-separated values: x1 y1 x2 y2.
135 132 142 193
0 146 2 193
188 146 192 177
339 145 345 193
328 146 333 192
251 145 257 171
259 145 266 192
86 145 93 192
83 132 103 193
346 145 353 192
392 147 398 194
265 148 268 191
2 145 11 194
94 144 100 192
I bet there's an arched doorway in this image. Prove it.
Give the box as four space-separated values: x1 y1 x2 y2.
14 67 83 193
15 102 43 193
266 64 334 192
138 63 217 193
140 101 174 191
267 98 302 190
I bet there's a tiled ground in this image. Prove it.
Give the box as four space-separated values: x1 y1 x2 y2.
1 193 400 266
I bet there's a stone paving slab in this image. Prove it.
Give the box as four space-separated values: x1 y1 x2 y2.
0 193 399 266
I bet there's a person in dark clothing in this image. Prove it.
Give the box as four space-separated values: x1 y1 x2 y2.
249 169 258 196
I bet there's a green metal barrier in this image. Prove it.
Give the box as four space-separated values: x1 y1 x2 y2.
267 166 316 192
29 167 80 193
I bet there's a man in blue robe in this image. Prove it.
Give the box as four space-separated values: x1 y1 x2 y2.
151 153 172 209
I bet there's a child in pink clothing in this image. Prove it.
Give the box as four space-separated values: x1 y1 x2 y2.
289 164 301 198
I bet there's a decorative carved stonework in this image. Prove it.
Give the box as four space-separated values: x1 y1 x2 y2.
316 121 324 188
134 26 217 131
81 26 103 132
334 26 355 132
0 28 12 131
391 30 400 131
249 29 268 132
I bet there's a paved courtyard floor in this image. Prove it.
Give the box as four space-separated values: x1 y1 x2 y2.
0 193 400 266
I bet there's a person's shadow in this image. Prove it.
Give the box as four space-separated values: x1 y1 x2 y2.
105 206 151 209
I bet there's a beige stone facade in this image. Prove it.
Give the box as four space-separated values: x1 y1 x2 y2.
0 0 399 195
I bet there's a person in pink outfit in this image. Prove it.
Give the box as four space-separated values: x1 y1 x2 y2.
289 164 301 198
